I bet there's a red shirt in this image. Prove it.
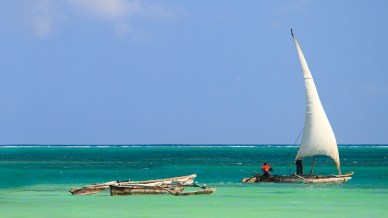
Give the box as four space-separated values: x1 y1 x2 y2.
262 165 271 172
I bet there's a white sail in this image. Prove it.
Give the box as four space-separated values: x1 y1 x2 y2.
292 31 341 174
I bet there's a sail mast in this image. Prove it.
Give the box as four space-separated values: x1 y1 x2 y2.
291 29 341 174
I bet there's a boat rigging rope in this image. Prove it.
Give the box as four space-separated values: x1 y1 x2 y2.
275 128 304 175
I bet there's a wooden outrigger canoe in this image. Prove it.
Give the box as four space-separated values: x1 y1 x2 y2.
110 183 184 196
110 183 216 196
69 174 197 195
242 171 353 184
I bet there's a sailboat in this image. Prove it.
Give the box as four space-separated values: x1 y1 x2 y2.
242 30 353 184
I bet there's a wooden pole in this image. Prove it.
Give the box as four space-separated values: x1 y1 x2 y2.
310 156 316 176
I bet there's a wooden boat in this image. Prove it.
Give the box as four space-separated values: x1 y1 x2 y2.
69 174 196 195
242 171 354 184
242 30 353 184
110 183 185 196
110 182 216 196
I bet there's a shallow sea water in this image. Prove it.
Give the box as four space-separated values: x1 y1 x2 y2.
0 145 387 218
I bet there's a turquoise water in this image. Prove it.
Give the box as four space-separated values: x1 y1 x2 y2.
0 145 387 217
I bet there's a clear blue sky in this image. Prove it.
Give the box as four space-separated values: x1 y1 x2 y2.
0 0 387 144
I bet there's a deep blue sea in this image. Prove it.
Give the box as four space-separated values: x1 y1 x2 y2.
0 144 387 218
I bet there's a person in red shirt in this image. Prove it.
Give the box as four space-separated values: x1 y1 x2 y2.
261 162 273 178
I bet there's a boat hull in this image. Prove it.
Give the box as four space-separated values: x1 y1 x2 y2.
110 184 184 196
69 181 118 195
242 174 352 184
69 186 111 195
242 175 304 183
